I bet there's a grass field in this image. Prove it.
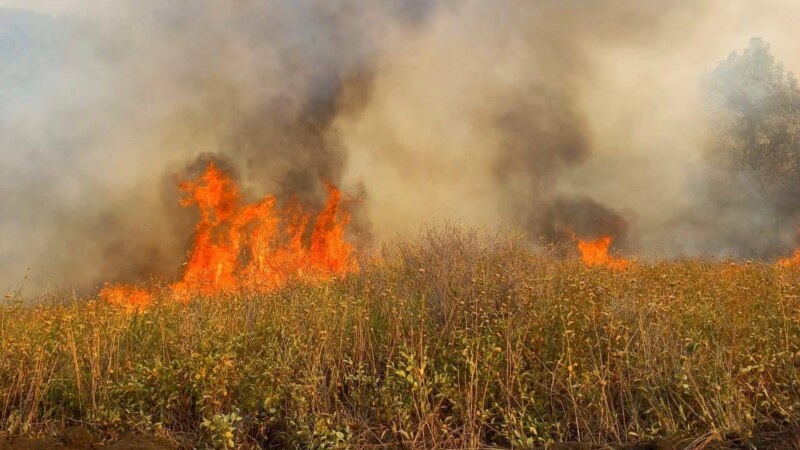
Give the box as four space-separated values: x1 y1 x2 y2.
2 228 800 449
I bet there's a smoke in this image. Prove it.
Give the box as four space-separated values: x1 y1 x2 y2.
538 198 628 245
1 0 799 293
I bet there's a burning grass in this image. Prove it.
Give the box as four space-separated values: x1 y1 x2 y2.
3 228 800 449
101 162 357 309
577 235 630 270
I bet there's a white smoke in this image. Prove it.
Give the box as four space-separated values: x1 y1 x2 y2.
1 0 799 293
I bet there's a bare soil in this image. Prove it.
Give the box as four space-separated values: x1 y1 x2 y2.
0 427 174 450
1 426 797 449
544 427 800 450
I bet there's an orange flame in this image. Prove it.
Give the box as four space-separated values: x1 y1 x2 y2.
98 285 152 311
778 249 800 268
577 236 630 270
101 162 357 307
778 227 800 268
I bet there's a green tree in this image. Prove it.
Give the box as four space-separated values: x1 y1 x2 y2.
707 38 800 248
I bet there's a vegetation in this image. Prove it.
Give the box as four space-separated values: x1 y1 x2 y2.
706 38 800 250
2 228 800 449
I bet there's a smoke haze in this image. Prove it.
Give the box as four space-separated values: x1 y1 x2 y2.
1 0 799 292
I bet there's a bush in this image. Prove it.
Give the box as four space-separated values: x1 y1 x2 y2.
1 228 799 448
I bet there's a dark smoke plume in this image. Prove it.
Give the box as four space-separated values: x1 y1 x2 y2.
1 1 799 293
538 198 628 244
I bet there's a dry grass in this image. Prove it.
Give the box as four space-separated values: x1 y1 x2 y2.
1 227 800 449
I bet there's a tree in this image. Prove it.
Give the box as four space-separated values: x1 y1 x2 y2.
707 38 800 249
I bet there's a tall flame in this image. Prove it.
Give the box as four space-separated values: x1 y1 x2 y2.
101 162 357 307
577 236 630 270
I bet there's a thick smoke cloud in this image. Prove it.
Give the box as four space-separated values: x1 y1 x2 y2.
0 0 799 293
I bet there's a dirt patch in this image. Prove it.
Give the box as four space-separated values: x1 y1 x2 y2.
0 436 62 450
1 426 797 449
104 434 175 450
0 427 175 450
542 427 800 450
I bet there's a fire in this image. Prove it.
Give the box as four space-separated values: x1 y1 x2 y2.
101 162 357 307
577 235 630 270
778 227 800 268
778 249 800 268
98 285 152 311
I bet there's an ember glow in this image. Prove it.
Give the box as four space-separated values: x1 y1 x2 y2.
101 162 357 307
577 236 630 270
